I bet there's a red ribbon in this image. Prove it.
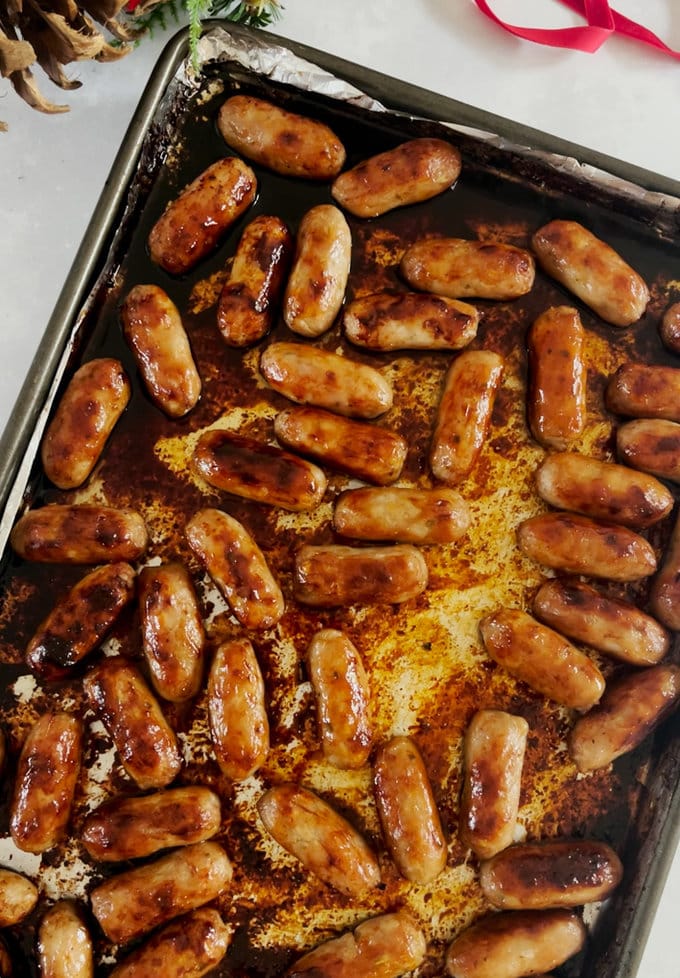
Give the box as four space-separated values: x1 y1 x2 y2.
473 0 680 59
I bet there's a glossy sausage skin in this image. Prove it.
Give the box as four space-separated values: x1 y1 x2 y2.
606 362 680 421
532 219 649 327
331 138 461 218
307 629 373 769
333 486 471 544
342 290 479 351
208 638 269 781
650 511 680 630
257 783 380 897
37 900 94 978
660 300 680 353
517 512 657 581
185 508 284 630
275 407 407 485
121 284 201 417
617 418 680 484
260 342 393 418
218 95 346 180
138 562 205 702
109 908 230 978
0 869 38 927
533 578 669 666
283 205 351 337
400 238 535 300
373 735 447 883
148 157 257 275
459 709 528 860
10 504 148 564
25 561 136 680
527 306 586 450
10 712 82 853
430 350 505 485
569 663 680 772
90 842 232 946
81 786 221 862
192 430 327 513
83 657 182 790
41 358 130 489
480 608 605 711
294 544 428 606
217 215 293 347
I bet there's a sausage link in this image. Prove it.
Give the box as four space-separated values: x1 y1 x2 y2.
373 735 447 883
650 511 680 630
660 300 680 354
527 306 586 450
185 508 284 630
37 900 93 978
569 663 680 772
331 138 461 218
83 657 182 790
333 486 471 544
121 284 201 417
0 936 12 977
459 709 528 860
10 712 82 853
148 157 257 275
0 869 38 926
307 629 373 769
217 215 293 347
400 238 535 300
479 608 605 711
606 362 680 420
532 219 649 327
342 290 479 351
294 544 428 607
617 417 680 484
90 841 232 946
257 783 380 897
430 350 505 485
109 908 230 978
283 205 351 337
275 407 407 485
10 504 148 564
208 637 269 781
40 358 130 489
260 342 393 418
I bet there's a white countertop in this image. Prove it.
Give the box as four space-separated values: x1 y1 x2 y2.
1 1 680 975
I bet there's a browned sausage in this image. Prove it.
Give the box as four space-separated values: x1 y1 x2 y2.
294 544 428 606
0 869 38 926
37 900 94 978
10 504 148 564
333 486 471 544
606 362 680 420
109 908 230 978
208 637 269 781
650 511 680 630
342 291 479 351
400 238 535 300
660 300 680 354
617 418 680 484
527 306 586 450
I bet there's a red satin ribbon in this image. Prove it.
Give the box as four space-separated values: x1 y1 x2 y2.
473 0 680 59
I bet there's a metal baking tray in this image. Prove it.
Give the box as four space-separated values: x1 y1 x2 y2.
1 21 680 978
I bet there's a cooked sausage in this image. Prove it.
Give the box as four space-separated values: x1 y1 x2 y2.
208 637 269 781
0 869 38 926
10 504 148 564
527 306 586 450
534 451 673 528
109 908 230 978
517 512 657 581
373 735 447 883
333 486 471 544
40 358 130 489
81 786 221 862
138 562 205 702
10 712 82 853
121 284 201 417
569 663 680 772
37 900 94 978
331 138 461 218
216 215 293 347
430 350 505 485
192 430 327 512
260 342 393 418
257 783 380 896
650 511 680 630
148 157 257 275
445 909 586 978
307 629 373 769
90 841 232 945
660 300 680 354
25 561 136 680
606 362 680 420
479 839 623 909
0 936 12 977
532 219 649 327
83 657 182 790
283 205 351 337
287 911 426 978
218 95 346 180
533 578 669 666
342 290 479 351
274 407 407 485
400 238 535 300
617 418 680 484
185 508 284 630
479 608 605 711
459 709 529 860
294 544 428 607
